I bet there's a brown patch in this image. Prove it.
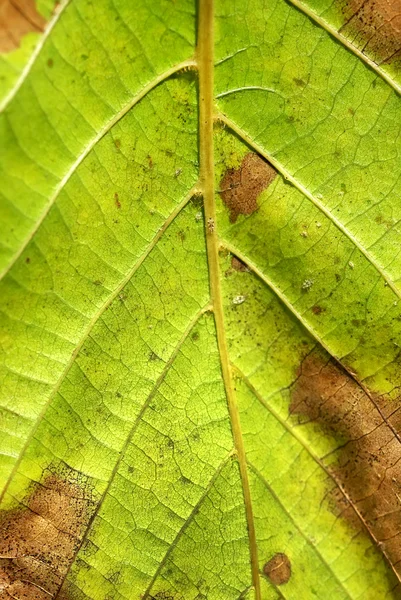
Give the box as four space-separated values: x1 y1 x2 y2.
311 305 323 315
0 465 96 598
219 153 276 223
231 256 249 272
150 593 183 600
0 0 46 53
263 553 291 585
114 192 121 209
290 352 401 577
339 0 401 65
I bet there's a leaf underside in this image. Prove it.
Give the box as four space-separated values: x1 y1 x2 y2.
1 0 401 599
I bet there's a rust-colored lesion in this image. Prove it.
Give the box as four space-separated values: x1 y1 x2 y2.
338 0 401 66
290 351 401 579
263 553 291 585
219 153 276 223
0 0 46 53
0 465 96 599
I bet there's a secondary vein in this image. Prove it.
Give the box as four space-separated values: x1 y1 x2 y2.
55 305 210 598
222 240 401 450
0 58 196 283
236 365 399 586
217 111 401 304
0 0 71 113
286 0 401 97
0 186 198 504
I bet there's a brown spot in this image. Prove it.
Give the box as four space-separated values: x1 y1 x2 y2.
147 155 153 169
114 192 121 209
220 153 276 223
25 257 30 264
290 351 401 577
312 305 323 315
263 553 291 585
0 465 96 598
114 139 121 150
47 58 53 68
0 0 46 53
231 256 249 272
339 0 401 66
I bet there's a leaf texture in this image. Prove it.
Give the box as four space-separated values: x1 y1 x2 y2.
1 0 401 598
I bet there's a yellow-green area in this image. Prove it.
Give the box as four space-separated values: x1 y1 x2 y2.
1 0 401 598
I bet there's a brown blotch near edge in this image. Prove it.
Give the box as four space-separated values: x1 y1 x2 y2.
290 351 401 577
339 0 401 66
0 465 96 598
219 153 276 223
0 0 46 53
231 256 249 272
263 553 291 585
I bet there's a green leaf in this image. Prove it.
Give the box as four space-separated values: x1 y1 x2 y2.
1 0 401 598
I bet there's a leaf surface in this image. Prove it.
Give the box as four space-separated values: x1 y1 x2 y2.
1 1 401 598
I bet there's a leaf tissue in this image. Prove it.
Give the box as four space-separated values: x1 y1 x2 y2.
1 0 401 598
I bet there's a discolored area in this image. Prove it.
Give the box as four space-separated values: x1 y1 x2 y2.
0 0 46 53
339 0 401 65
0 465 96 598
263 553 292 585
219 153 276 223
290 352 401 577
231 256 249 272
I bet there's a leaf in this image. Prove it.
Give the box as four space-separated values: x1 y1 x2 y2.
1 0 401 598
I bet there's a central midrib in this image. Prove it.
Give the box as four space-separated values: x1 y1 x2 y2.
198 1 261 598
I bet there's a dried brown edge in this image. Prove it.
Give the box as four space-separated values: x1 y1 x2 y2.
285 0 401 96
0 0 46 53
224 243 401 585
198 2 261 598
0 0 70 113
0 465 97 598
289 350 401 576
3 0 399 593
